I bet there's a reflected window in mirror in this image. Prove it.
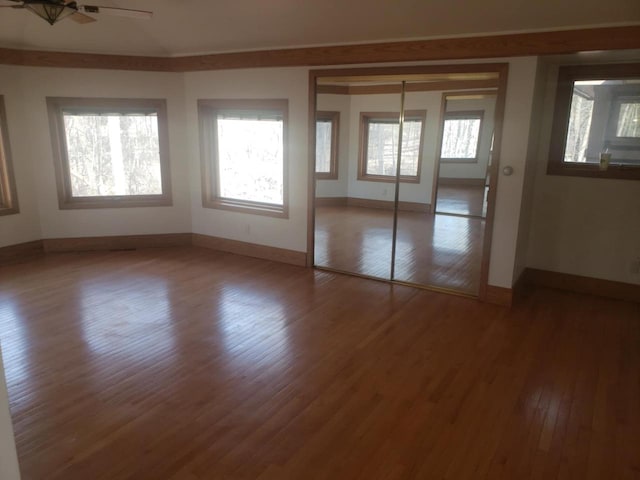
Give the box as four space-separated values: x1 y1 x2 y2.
440 111 484 163
315 111 339 180
358 110 426 183
548 63 640 180
0 96 19 216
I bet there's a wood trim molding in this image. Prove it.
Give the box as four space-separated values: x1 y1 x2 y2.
485 285 513 307
437 177 486 186
0 26 639 72
523 268 640 303
318 79 499 95
192 233 306 267
0 240 44 265
42 233 192 252
315 196 431 213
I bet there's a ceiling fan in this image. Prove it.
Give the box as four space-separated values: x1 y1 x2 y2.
0 0 152 25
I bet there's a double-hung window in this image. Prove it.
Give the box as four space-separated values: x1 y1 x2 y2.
199 99 288 217
47 97 172 209
358 110 425 183
0 96 19 216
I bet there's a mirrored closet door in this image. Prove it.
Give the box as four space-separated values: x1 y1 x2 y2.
312 68 505 298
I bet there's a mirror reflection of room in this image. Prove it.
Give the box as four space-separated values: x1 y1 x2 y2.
435 92 497 218
313 74 501 296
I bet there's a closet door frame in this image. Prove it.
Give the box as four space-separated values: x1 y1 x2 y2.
308 63 509 302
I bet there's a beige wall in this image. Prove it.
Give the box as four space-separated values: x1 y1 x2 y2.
526 62 640 285
1 56 541 289
0 66 191 247
0 347 21 480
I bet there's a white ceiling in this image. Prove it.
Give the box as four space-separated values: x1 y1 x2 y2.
0 0 639 57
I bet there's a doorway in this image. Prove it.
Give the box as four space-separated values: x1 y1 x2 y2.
308 65 508 299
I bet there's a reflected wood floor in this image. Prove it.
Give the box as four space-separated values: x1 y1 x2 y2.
1 248 639 479
436 185 487 217
315 206 484 294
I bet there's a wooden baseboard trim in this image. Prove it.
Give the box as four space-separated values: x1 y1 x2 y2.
484 285 513 307
192 233 306 267
0 240 44 265
315 197 432 213
42 233 192 252
438 178 486 186
523 268 640 303
315 197 348 207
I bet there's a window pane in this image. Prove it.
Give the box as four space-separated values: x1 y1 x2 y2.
63 113 162 196
316 119 332 173
441 118 481 159
366 119 421 177
564 92 594 163
617 103 640 138
217 116 283 205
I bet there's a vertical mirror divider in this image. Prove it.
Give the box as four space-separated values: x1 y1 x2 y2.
390 80 406 281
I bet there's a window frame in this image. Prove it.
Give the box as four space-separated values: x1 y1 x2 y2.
357 110 426 184
315 111 339 180
547 63 640 180
198 98 289 218
47 97 172 209
439 110 484 163
0 96 19 216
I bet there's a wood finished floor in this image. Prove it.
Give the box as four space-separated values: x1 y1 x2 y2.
315 206 484 294
1 247 639 479
436 185 487 218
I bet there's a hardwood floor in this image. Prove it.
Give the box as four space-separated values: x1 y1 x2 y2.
315 206 484 294
1 248 639 479
436 184 487 218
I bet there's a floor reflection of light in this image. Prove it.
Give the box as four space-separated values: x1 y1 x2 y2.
217 284 290 369
0 296 30 385
79 277 175 363
433 215 472 255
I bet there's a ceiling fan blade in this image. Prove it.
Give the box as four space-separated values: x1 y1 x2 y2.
79 5 152 19
69 11 95 23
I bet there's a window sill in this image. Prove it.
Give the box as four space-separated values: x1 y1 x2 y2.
0 206 19 216
357 174 420 184
440 158 479 164
58 195 173 209
315 172 338 180
547 162 640 181
202 197 288 218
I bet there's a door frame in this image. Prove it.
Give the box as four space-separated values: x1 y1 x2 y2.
307 63 509 302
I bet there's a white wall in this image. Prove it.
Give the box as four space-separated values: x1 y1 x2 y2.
0 65 191 246
0 346 21 480
185 68 309 252
527 62 640 285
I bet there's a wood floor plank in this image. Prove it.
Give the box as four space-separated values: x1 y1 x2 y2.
0 248 638 479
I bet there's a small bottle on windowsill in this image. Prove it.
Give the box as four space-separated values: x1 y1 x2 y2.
599 149 611 171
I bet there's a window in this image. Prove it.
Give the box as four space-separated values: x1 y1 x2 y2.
548 63 640 180
47 97 172 208
199 99 288 218
440 111 483 162
358 110 426 183
0 96 19 216
315 111 339 180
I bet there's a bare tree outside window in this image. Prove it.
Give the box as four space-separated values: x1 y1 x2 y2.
217 115 284 205
564 91 594 163
441 114 482 161
315 119 333 173
63 113 162 196
617 102 640 138
47 97 172 209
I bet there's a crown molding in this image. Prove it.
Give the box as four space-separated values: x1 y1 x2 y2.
0 25 638 72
